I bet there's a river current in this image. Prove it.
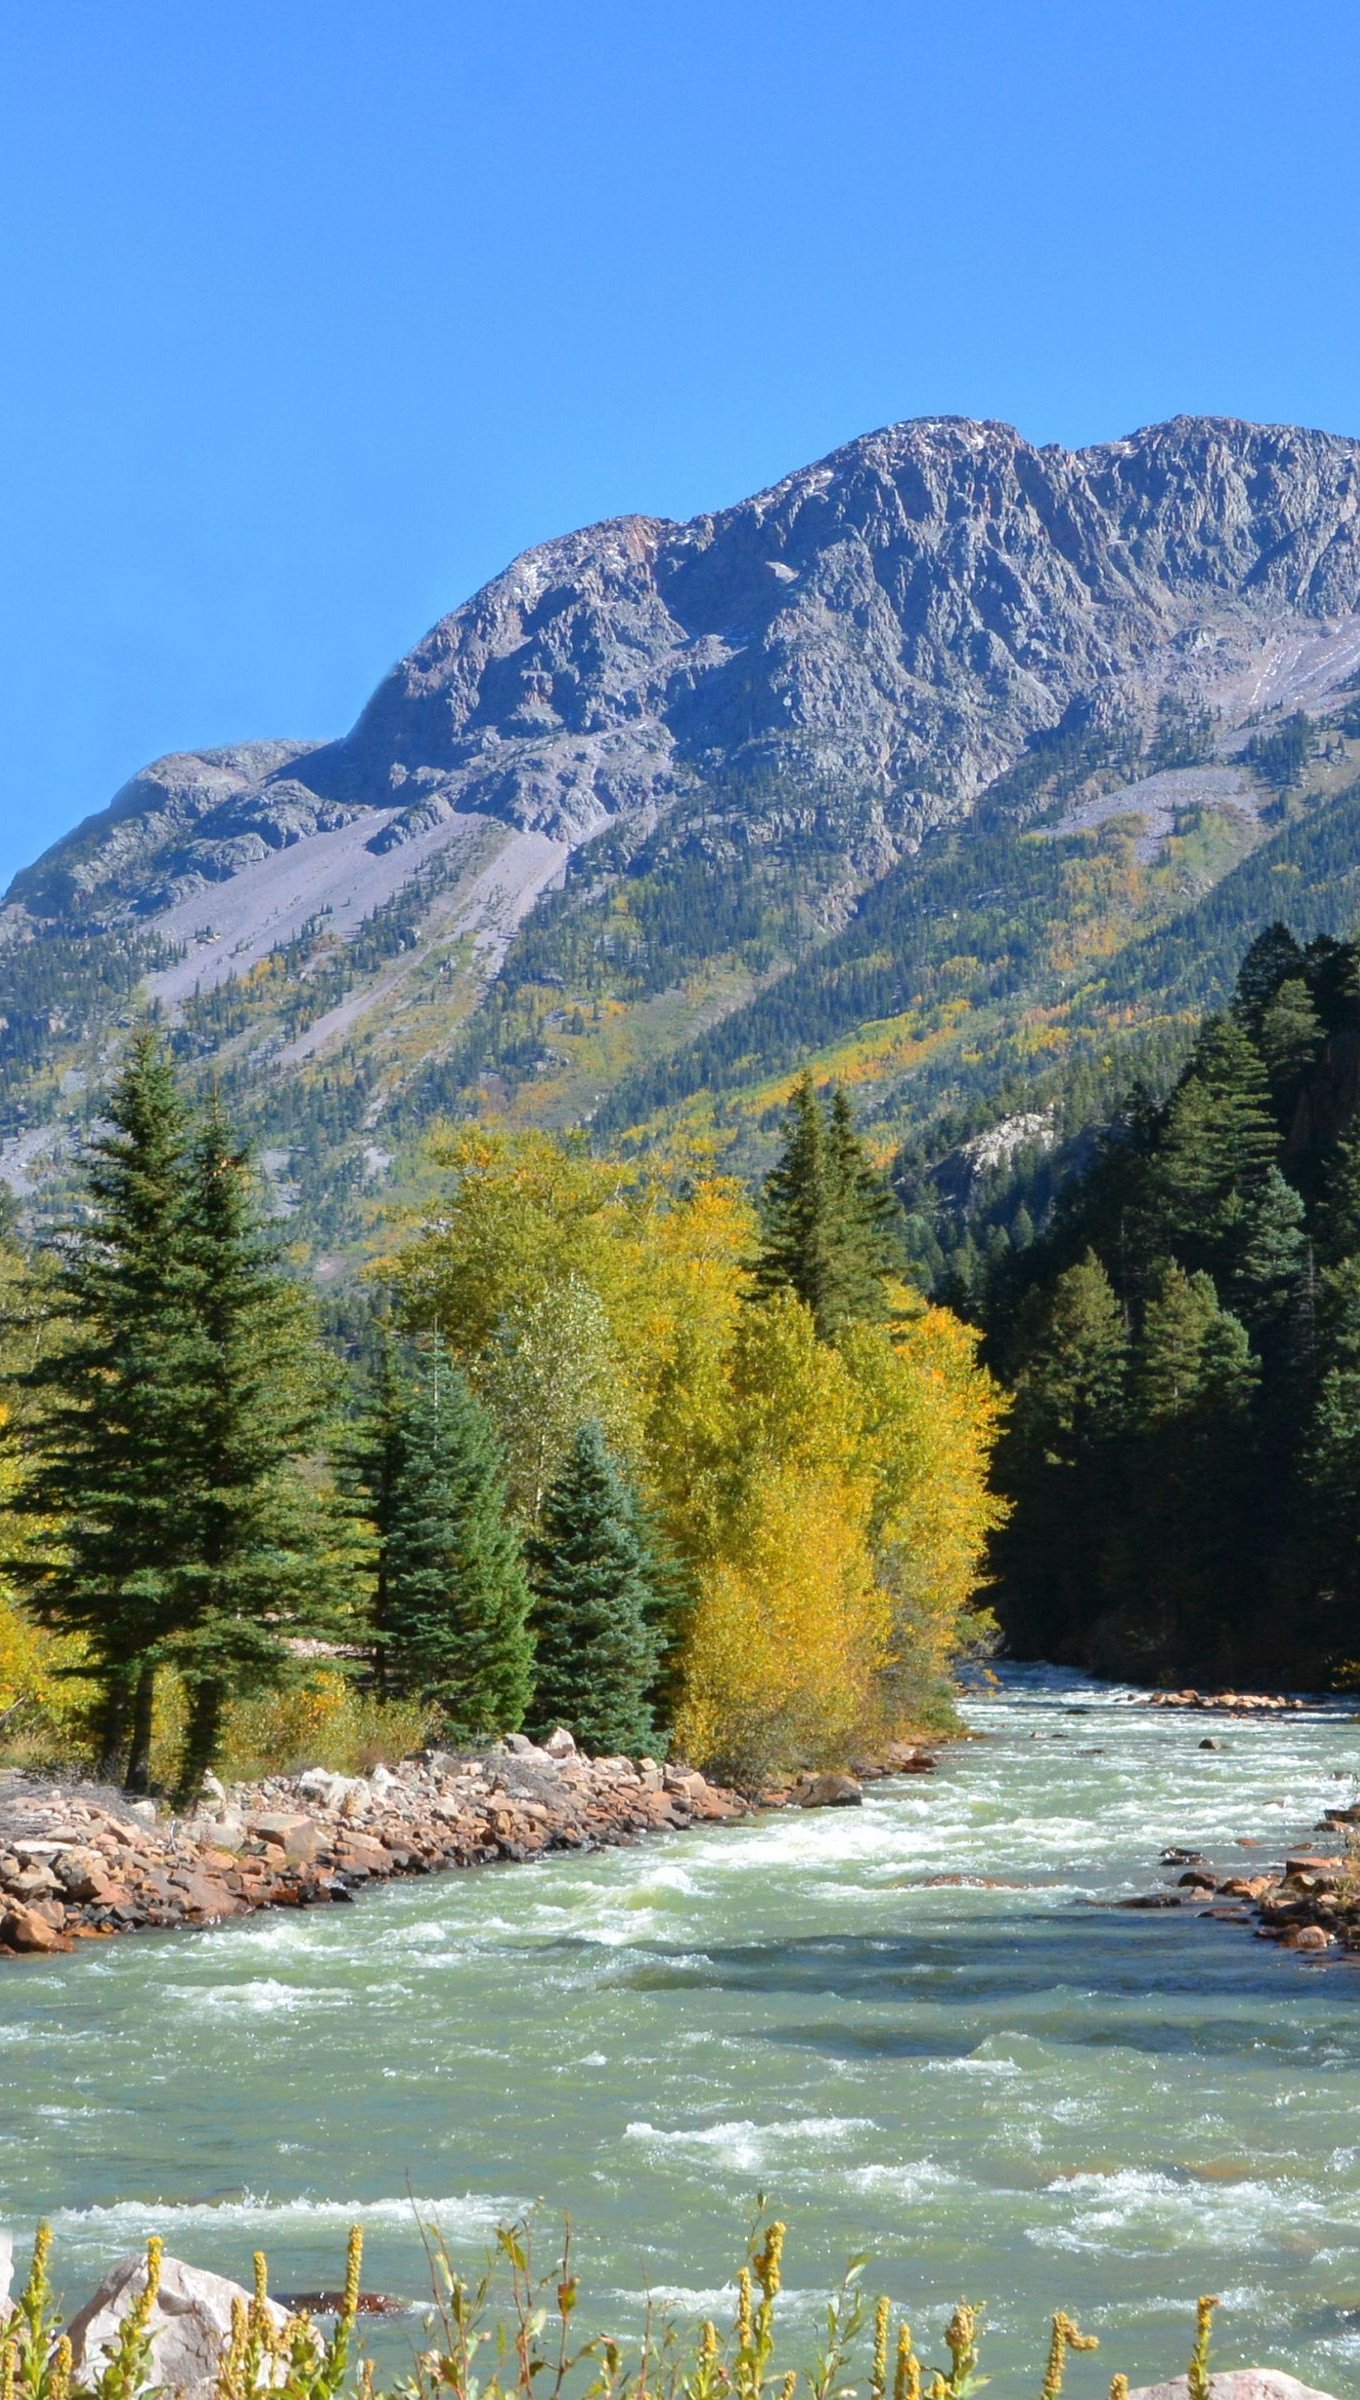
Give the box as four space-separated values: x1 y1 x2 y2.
5 1669 1360 2393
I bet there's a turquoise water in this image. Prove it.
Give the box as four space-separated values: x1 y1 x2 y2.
5 1670 1360 2393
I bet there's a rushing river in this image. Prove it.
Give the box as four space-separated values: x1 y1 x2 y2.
6 1669 1360 2393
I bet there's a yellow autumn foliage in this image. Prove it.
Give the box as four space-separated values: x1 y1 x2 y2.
0 1403 97 1748
667 1297 890 1782
382 1125 755 1423
384 1127 1006 1783
842 1301 1008 1678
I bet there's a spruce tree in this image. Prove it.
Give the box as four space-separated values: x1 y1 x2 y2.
627 1483 693 1732
1257 977 1323 1124
358 1340 534 1741
824 1086 905 1315
1232 922 1305 1038
168 1099 348 1802
751 1076 903 1340
1123 1265 1258 1669
1228 1165 1307 1329
526 1423 658 1755
1303 1258 1360 1613
1316 1119 1360 1266
1147 1016 1278 1274
4 1031 199 1786
750 1075 836 1329
994 1254 1129 1656
1301 933 1360 1034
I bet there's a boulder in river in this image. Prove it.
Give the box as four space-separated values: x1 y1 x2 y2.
67 2251 288 2399
796 1772 864 1808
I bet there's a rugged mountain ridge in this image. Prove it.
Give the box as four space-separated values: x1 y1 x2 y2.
6 412 1360 1242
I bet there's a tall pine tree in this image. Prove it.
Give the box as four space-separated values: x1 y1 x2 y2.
751 1075 904 1340
1119 1265 1258 1671
168 1098 350 1802
5 1032 199 1786
1315 1119 1360 1266
1232 922 1306 1039
357 1339 534 1741
994 1254 1129 1657
526 1423 658 1755
1145 1016 1278 1277
1303 1257 1360 1631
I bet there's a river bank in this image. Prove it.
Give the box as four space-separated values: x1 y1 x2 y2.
0 1730 936 1957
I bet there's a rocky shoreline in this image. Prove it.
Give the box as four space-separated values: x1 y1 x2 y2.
0 1732 935 1959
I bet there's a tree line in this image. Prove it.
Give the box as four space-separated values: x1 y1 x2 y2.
0 1042 1004 1797
985 922 1360 1684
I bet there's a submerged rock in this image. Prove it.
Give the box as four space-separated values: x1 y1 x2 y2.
796 1772 864 1809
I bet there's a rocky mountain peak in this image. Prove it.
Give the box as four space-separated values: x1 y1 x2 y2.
10 413 1360 928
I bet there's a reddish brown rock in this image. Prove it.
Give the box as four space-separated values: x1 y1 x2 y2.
2 1899 74 1953
245 1812 320 1863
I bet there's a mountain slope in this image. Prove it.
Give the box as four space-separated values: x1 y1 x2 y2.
6 412 1360 1246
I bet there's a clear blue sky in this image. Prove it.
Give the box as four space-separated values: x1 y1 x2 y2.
3 0 1359 891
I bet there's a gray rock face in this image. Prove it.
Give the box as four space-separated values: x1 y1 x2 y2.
12 414 1360 924
65 2250 288 2399
309 415 1360 847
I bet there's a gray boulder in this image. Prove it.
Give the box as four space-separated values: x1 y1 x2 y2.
1129 2377 1338 2400
66 2250 288 2397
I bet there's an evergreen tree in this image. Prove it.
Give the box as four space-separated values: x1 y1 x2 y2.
1146 1016 1278 1274
825 1085 906 1313
167 1099 350 1802
4 1032 199 1786
357 1339 533 1741
1228 1165 1307 1329
1232 922 1305 1038
1316 1119 1360 1266
526 1423 658 1755
1256 977 1323 1126
1302 1258 1360 1629
1301 933 1360 1035
993 1254 1129 1656
1122 1265 1258 1669
627 1483 694 1734
751 1075 903 1340
750 1075 836 1329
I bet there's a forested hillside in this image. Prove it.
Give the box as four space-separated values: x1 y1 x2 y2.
982 921 1360 1686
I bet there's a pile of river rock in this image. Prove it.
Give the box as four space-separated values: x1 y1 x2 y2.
0 1733 934 1959
1125 1798 1360 1953
1144 1689 1309 1714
